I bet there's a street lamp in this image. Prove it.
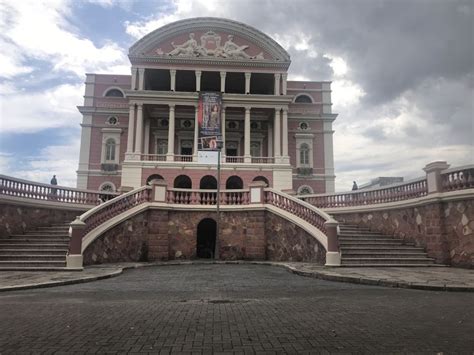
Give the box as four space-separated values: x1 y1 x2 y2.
215 139 224 260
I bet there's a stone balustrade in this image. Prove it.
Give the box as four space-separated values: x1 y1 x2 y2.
167 188 250 205
0 174 117 206
301 177 428 208
441 165 474 191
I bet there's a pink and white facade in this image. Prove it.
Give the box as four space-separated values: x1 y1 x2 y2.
77 18 337 194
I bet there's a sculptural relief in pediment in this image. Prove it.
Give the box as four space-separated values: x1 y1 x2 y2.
153 31 265 60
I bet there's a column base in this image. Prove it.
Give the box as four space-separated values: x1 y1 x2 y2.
166 154 174 162
244 155 251 163
66 254 84 270
325 252 341 266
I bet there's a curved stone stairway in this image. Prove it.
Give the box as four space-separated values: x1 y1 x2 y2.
0 224 70 271
339 224 436 266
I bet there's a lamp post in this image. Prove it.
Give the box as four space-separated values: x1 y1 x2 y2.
215 139 223 260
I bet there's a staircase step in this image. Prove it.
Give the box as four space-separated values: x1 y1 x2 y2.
339 241 411 246
340 264 443 267
0 254 66 261
341 252 429 258
10 234 69 238
0 238 68 242
338 237 398 242
341 246 425 251
0 267 71 272
0 249 68 255
0 260 66 267
341 257 435 264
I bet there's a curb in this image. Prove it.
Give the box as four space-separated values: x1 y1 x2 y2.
0 261 472 293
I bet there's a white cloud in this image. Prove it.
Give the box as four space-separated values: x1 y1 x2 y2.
331 79 366 108
9 140 80 187
0 0 129 79
0 84 83 133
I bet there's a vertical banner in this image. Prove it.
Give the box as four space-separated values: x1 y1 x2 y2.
198 92 222 150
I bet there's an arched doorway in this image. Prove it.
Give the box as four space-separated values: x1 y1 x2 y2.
200 175 217 189
174 175 192 188
196 218 216 258
226 175 243 189
252 176 269 187
146 174 165 185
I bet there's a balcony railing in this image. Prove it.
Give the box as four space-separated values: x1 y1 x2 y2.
441 165 474 191
301 177 428 208
167 188 250 205
252 157 275 164
174 155 193 162
0 174 118 206
141 154 166 161
225 156 245 163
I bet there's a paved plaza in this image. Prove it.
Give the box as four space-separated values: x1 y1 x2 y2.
0 264 473 354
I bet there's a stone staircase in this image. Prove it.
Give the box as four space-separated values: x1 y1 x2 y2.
0 223 70 270
339 224 437 266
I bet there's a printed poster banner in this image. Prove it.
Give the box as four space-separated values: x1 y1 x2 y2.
198 92 222 150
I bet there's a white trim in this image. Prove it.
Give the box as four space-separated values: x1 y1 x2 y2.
102 86 125 97
293 93 314 103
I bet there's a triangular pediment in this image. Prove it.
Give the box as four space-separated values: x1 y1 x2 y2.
129 17 291 66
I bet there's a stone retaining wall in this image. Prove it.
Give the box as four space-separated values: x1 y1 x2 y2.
0 203 83 238
332 198 473 268
83 209 326 265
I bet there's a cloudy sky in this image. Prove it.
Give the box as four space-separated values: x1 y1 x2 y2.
0 0 472 191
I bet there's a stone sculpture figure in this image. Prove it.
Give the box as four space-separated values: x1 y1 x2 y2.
168 33 207 57
222 35 251 59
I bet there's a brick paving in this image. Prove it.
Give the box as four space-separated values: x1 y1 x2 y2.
0 264 473 354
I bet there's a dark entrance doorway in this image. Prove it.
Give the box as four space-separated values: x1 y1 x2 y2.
196 218 216 259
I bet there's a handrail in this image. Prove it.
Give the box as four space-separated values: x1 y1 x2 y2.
79 186 151 236
441 165 474 191
264 188 333 234
0 174 118 205
300 177 428 208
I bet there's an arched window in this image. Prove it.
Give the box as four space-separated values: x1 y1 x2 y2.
300 143 310 165
105 138 116 161
157 140 168 155
105 88 124 97
295 94 312 103
174 175 192 189
252 176 269 187
146 174 165 185
298 185 314 195
225 176 243 189
250 142 260 157
99 182 115 192
200 175 217 189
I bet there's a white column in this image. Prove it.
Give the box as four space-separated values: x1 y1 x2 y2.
170 69 176 91
221 106 226 157
77 114 92 189
281 73 287 95
282 107 288 161
274 107 281 160
134 104 143 155
267 121 273 158
126 104 135 153
195 70 201 92
138 68 145 90
193 104 199 161
244 106 251 163
323 121 336 193
131 67 138 90
220 71 226 93
167 104 175 161
144 118 150 155
274 73 281 95
245 72 251 94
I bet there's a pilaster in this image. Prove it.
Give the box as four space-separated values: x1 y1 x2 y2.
167 104 176 161
244 106 251 163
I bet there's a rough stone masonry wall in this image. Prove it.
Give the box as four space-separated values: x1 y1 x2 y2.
332 198 474 268
265 212 326 264
0 203 83 238
83 209 326 265
83 211 149 265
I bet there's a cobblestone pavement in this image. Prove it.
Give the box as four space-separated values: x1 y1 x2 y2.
0 264 473 354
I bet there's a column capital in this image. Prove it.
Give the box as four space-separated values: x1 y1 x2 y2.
274 106 282 112
282 106 288 113
281 73 288 79
245 72 252 78
195 70 202 75
138 68 145 74
169 104 175 110
245 106 251 112
170 69 177 74
137 103 143 110
274 73 281 78
220 71 227 77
